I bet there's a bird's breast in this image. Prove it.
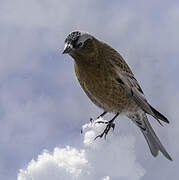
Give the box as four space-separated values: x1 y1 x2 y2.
74 60 138 113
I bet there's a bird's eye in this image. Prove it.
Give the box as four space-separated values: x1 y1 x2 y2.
78 42 83 48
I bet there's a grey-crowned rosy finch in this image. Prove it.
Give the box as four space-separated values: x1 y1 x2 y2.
63 30 172 161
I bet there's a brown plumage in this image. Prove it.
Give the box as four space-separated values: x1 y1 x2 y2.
63 30 172 161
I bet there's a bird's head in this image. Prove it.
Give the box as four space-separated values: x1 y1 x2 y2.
63 31 96 58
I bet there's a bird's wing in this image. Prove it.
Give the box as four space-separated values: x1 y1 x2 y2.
111 63 169 124
113 67 154 115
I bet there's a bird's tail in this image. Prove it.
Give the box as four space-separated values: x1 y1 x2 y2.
128 113 172 161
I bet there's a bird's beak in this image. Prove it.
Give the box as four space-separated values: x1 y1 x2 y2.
62 43 73 54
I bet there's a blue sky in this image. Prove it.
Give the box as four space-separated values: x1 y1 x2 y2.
0 0 179 179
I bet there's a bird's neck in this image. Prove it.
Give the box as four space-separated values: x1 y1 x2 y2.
71 52 100 68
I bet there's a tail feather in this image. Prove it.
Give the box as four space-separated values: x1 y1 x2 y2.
149 104 169 124
142 114 172 161
129 113 172 161
141 130 158 157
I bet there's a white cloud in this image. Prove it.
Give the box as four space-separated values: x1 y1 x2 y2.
18 147 89 180
18 118 145 180
103 176 110 180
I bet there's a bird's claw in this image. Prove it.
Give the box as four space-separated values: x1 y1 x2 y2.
81 117 94 134
90 118 93 123
94 120 115 140
94 120 108 125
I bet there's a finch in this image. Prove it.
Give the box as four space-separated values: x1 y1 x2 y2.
63 30 172 161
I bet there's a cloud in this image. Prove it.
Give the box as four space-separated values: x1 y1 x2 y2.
103 176 110 180
18 118 145 180
18 147 88 180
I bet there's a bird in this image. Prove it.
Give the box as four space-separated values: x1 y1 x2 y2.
62 30 172 161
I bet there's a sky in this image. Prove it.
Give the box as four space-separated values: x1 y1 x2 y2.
0 0 179 179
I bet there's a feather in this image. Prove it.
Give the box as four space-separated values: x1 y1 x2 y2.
114 67 169 125
128 113 172 161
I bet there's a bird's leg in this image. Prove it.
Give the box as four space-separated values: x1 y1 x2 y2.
97 111 107 119
93 111 108 124
89 111 107 124
81 111 108 134
94 113 119 140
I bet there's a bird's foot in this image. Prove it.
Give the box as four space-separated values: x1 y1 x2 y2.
94 119 115 140
89 117 93 123
81 118 93 134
